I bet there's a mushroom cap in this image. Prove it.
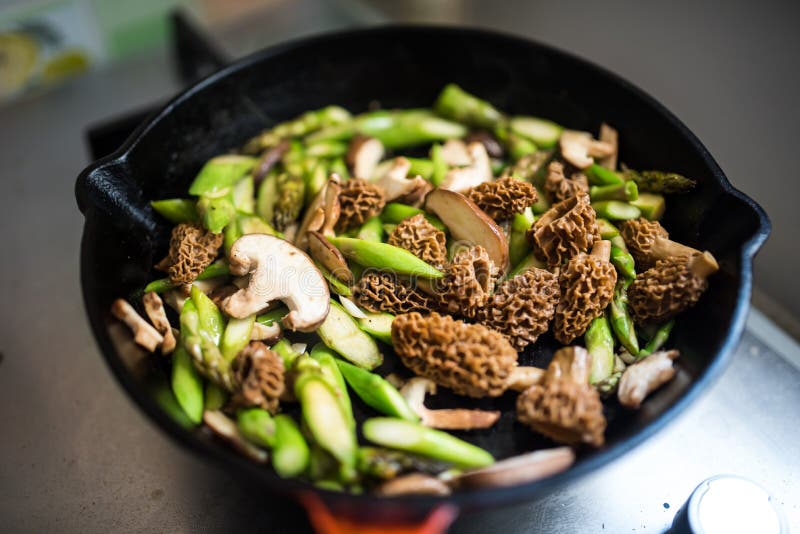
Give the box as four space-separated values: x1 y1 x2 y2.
543 160 589 204
477 267 560 351
439 142 493 192
439 246 498 319
527 193 599 267
391 312 518 398
231 341 285 414
619 218 670 270
553 251 617 344
336 178 386 232
516 378 606 447
346 135 385 180
354 272 438 314
628 256 709 324
157 223 223 285
467 176 539 221
387 214 448 267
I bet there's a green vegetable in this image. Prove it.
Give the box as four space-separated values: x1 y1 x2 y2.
256 170 278 223
610 244 636 279
328 237 444 279
151 199 198 224
356 109 468 149
237 408 276 448
190 285 225 346
306 140 348 159
144 261 230 294
590 181 639 202
585 314 615 385
256 307 288 327
591 200 642 221
220 314 255 364
238 214 279 236
609 282 640 355
171 345 204 424
188 155 256 197
329 156 350 181
507 134 538 160
223 218 241 256
507 251 546 278
336 360 419 421
357 447 448 480
310 343 355 430
407 157 434 180
181 298 230 389
381 203 446 231
508 116 563 148
197 194 236 233
271 338 303 369
309 444 339 481
621 169 696 194
586 163 624 186
273 172 306 230
362 418 494 469
357 216 383 243
509 150 554 186
530 184 551 214
305 161 328 205
272 415 311 478
204 382 228 411
639 320 675 357
430 143 447 186
597 218 620 239
509 207 535 267
315 261 353 297
244 106 352 152
433 83 504 129
231 176 254 214
630 193 666 221
317 300 383 370
357 311 394 344
382 223 397 236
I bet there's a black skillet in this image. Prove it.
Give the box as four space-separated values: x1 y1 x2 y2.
74 25 770 533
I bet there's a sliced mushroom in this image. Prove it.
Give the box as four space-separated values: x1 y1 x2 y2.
250 321 282 343
111 299 164 352
375 473 452 497
440 139 473 166
162 289 187 313
400 377 500 430
295 175 341 250
450 447 575 489
221 234 330 331
439 141 493 192
308 230 353 283
618 350 679 409
506 366 545 392
372 157 429 203
559 130 615 169
425 188 510 273
596 123 618 170
203 410 268 463
142 292 176 354
347 136 385 179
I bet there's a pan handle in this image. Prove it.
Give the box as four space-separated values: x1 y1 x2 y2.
299 493 459 534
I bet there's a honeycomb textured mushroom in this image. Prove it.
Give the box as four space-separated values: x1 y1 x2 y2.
553 241 617 344
336 178 386 232
516 346 606 447
231 341 285 414
543 161 590 204
617 349 679 409
354 272 438 314
391 312 518 398
628 252 718 324
477 267 560 351
619 218 701 270
439 246 498 319
527 193 599 267
467 176 539 221
156 223 223 286
387 214 448 268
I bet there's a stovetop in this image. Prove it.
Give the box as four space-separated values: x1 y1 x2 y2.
0 4 798 533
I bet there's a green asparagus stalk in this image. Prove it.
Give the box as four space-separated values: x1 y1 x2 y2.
310 343 355 430
197 194 236 233
609 282 640 355
381 203 446 231
530 185 551 214
356 109 468 149
188 155 257 197
272 414 311 478
306 140 348 159
638 320 675 357
256 170 278 224
190 285 225 346
591 200 642 221
357 216 384 243
244 106 352 153
204 382 228 411
328 237 444 279
329 156 350 181
336 360 419 422
309 443 339 481
144 260 230 294
256 306 289 327
590 181 639 202
508 116 563 148
507 251 547 278
630 193 666 221
151 199 198 224
220 314 255 363
382 223 397 236
586 163 624 186
362 418 494 469
495 122 538 161
231 175 255 214
509 207 535 267
609 234 629 253
430 143 447 186
271 338 303 369
305 161 328 205
491 159 507 176
315 261 353 297
181 297 232 390
433 83 505 128
356 447 449 480
585 314 615 385
171 345 204 424
407 157 434 180
597 218 620 239
621 169 696 194
151 376 196 429
223 217 241 256
357 311 394 345
238 213 280 237
273 172 306 230
237 407 276 448
610 244 636 279
317 300 383 370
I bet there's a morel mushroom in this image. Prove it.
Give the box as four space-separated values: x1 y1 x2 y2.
231 341 285 414
527 193 599 267
619 218 702 270
467 176 539 221
387 214 448 267
517 346 606 447
156 223 223 287
438 246 498 319
543 160 589 204
336 178 386 232
477 267 560 351
628 252 718 324
354 272 438 314
553 240 617 344
617 349 679 409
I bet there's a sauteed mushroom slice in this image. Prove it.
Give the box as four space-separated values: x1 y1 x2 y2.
400 377 501 430
203 410 268 463
346 135 384 180
559 130 615 169
618 349 679 409
372 157 429 204
451 447 575 489
111 298 164 352
295 174 341 250
308 230 353 284
142 292 176 354
439 141 493 192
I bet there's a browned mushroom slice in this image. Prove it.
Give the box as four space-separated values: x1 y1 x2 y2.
400 377 501 430
203 410 268 463
596 123 618 170
559 130 615 169
111 298 164 352
451 447 575 489
250 321 282 343
543 160 589 204
372 157 429 203
142 292 176 354
439 141 493 192
295 174 341 250
465 131 504 159
392 312 518 398
527 193 599 267
375 473 452 497
425 188 510 274
617 350 679 409
308 230 353 283
440 139 473 166
619 218 704 270
346 136 384 179
553 240 617 344
336 178 386 232
628 252 718 324
467 176 539 221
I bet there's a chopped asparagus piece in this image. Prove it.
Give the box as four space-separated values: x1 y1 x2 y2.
430 143 448 186
231 176 255 214
590 181 639 202
509 208 535 267
630 193 666 220
585 314 615 385
508 116 563 148
317 300 383 370
272 415 311 478
638 320 675 358
328 237 444 279
357 216 384 243
171 345 204 424
609 282 640 355
381 203 446 231
197 194 236 233
407 157 434 180
586 163 624 186
144 261 230 294
151 199 198 224
188 155 256 197
622 169 696 194
507 251 547 279
190 285 224 346
591 200 642 221
433 83 505 129
296 372 357 468
204 382 228 411
310 343 355 430
610 245 636 279
597 218 620 239
220 314 255 364
336 360 419 421
237 408 276 448
357 311 394 345
256 170 278 223
356 109 468 149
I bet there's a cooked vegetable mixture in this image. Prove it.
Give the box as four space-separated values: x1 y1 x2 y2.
112 84 718 495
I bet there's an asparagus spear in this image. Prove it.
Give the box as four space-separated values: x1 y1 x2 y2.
305 161 328 205
237 407 276 448
509 207 535 268
356 447 449 480
430 143 448 186
597 218 620 239
356 109 468 149
316 300 383 370
590 181 639 202
585 314 615 385
609 282 640 355
357 311 394 344
336 360 419 421
190 286 225 346
243 106 352 153
630 193 665 220
171 345 204 424
231 176 255 214
508 116 563 148
328 237 444 279
273 172 306 231
144 261 230 294
306 140 348 159
610 244 636 279
621 169 696 194
362 418 494 469
506 251 547 279
315 261 353 297
586 163 624 186
220 314 255 363
433 83 505 129
638 320 675 357
357 216 384 243
407 157 434 180
381 203 446 231
591 200 642 221
151 199 198 224
530 185 551 214
196 194 236 233
188 155 257 197
223 217 241 256
329 156 350 181
204 382 228 411
309 343 355 429
256 170 279 223
271 338 303 369
272 414 311 478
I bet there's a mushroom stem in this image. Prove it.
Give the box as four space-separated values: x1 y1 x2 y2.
688 251 720 279
649 235 701 262
111 298 164 352
451 447 576 489
506 366 545 392
547 346 592 384
590 240 612 262
400 377 501 430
